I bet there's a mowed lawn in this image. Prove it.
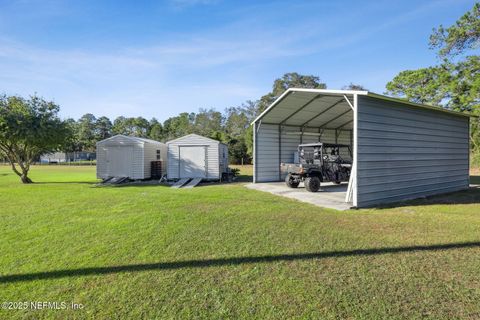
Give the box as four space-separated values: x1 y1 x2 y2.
1 166 480 319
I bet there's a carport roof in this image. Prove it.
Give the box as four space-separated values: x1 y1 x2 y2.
252 88 471 129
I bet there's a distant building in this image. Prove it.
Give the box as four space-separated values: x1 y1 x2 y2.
40 152 96 163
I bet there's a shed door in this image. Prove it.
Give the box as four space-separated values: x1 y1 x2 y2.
107 146 133 177
179 146 207 178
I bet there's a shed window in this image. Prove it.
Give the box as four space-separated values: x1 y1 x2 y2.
156 150 161 160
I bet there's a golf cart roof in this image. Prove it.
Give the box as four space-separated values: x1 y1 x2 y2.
298 143 350 148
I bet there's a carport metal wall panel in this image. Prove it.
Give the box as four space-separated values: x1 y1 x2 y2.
356 95 470 207
255 123 280 182
279 127 352 181
254 125 354 182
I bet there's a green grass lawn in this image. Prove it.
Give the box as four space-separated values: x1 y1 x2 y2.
1 165 480 319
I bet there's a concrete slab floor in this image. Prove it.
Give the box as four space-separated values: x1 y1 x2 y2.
245 181 353 211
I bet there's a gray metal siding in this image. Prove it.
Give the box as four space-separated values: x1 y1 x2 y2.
167 134 223 180
255 124 280 182
255 124 353 182
279 127 351 180
357 95 469 207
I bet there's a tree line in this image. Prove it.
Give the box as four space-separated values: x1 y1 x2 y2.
65 72 337 165
1 2 478 183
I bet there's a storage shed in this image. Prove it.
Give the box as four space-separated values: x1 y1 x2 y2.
252 88 471 208
167 134 228 180
96 135 167 180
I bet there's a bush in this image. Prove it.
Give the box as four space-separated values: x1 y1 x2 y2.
229 168 240 177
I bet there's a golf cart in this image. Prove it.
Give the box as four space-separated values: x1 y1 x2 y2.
282 143 352 192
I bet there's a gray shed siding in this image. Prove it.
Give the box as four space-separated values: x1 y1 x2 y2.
167 134 227 180
255 124 352 182
356 95 470 207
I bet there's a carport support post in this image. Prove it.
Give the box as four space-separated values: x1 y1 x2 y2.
351 94 358 207
345 94 358 207
278 125 282 181
253 121 258 183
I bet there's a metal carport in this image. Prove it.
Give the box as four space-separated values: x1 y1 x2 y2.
252 88 471 208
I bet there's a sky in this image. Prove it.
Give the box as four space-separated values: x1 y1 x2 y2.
0 0 476 121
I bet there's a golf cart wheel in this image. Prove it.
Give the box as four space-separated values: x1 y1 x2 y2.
305 176 321 192
285 174 299 188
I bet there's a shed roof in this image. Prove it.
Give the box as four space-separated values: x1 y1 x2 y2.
166 133 226 145
97 134 164 145
253 88 471 129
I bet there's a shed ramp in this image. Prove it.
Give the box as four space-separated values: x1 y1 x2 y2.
183 178 202 188
171 178 190 188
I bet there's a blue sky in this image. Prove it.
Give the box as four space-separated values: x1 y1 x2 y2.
0 0 476 121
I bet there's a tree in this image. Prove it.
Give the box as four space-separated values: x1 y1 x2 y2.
95 116 112 141
193 108 224 139
385 65 450 106
257 72 327 113
224 106 250 164
112 116 128 135
64 118 80 153
147 118 163 141
111 116 149 137
162 112 195 140
245 125 254 160
77 113 97 151
429 2 480 57
445 56 480 113
342 83 368 91
225 107 249 138
131 117 150 137
0 95 69 183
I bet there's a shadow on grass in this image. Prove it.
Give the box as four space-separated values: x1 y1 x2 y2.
194 176 253 188
2 241 480 283
377 184 480 208
235 174 253 183
471 175 480 185
33 181 97 185
100 182 171 188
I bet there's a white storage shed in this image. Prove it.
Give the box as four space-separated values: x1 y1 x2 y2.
96 135 167 180
167 134 228 181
